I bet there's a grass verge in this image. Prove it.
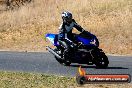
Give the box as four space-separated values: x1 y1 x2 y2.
0 71 131 88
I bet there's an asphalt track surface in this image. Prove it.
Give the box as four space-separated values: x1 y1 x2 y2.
0 51 132 79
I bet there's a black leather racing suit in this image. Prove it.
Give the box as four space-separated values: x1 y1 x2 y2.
58 19 85 40
58 19 85 60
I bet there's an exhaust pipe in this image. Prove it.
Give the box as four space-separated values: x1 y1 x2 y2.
46 46 62 59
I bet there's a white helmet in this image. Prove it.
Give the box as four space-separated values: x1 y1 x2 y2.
62 11 73 23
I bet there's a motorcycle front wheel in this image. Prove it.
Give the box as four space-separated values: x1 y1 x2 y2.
94 52 109 68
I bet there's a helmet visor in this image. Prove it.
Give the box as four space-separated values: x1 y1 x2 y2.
65 16 72 22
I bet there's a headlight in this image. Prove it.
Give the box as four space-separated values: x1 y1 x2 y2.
90 39 96 45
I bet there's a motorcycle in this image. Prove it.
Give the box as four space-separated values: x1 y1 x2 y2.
45 32 109 68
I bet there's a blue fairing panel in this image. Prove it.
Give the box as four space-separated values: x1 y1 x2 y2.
76 36 91 45
77 37 91 45
45 33 59 46
76 36 97 47
45 33 97 47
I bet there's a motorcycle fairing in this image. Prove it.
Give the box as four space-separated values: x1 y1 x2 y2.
45 33 59 46
75 36 96 47
45 33 97 47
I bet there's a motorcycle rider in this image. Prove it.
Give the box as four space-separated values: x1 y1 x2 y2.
58 11 89 61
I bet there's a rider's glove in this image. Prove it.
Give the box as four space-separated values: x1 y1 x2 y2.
82 30 94 39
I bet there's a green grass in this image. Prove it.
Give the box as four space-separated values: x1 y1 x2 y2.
0 71 75 88
0 71 131 88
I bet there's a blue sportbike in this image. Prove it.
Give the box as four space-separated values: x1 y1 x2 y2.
46 32 109 68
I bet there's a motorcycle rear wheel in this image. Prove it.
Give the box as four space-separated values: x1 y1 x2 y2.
63 60 71 66
55 56 71 66
55 56 63 64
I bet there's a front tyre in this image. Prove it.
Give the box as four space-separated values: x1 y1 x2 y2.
94 52 109 68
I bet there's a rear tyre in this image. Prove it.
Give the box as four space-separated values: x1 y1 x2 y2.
55 56 71 66
62 50 72 66
54 48 63 64
55 56 63 64
63 61 71 66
